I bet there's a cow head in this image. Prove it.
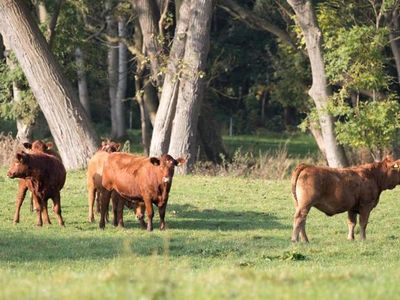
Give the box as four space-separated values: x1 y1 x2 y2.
99 140 121 153
7 152 31 179
23 140 53 153
380 156 400 189
150 154 186 184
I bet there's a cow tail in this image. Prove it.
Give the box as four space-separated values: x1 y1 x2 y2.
291 163 309 206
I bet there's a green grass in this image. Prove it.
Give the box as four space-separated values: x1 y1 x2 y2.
223 133 319 158
1 170 400 299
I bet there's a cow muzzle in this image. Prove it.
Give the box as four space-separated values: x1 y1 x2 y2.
162 176 171 183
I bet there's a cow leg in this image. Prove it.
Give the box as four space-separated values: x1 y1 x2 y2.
52 193 64 226
33 196 43 227
88 185 96 223
144 198 154 231
291 206 310 242
347 211 357 240
116 196 125 228
135 202 146 229
111 193 118 227
158 203 167 231
13 183 28 224
359 209 371 240
99 190 112 229
41 199 52 225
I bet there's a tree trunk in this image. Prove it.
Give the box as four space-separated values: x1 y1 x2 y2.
0 0 97 169
75 47 91 119
149 0 191 157
132 0 162 86
287 0 348 167
144 83 159 126
168 0 215 173
115 18 128 138
106 0 119 139
389 8 400 85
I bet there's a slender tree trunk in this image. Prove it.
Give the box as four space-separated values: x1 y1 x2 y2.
0 0 97 169
75 47 90 119
106 0 119 139
287 0 348 167
144 84 159 126
3 41 33 142
389 8 400 85
115 18 128 138
132 0 162 86
149 0 191 156
168 0 215 173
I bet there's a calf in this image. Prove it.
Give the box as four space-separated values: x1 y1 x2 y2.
7 151 66 226
100 153 185 231
13 140 61 224
291 156 400 242
86 141 145 227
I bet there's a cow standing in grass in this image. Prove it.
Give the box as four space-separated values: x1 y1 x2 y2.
13 140 61 224
86 140 145 227
7 151 66 226
291 156 400 242
99 153 185 231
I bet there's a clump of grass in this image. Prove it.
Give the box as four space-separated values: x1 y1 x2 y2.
194 146 323 179
0 132 20 167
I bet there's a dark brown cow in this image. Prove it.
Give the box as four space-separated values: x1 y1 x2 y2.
13 140 61 224
87 141 145 226
7 151 66 226
99 153 186 231
291 156 400 242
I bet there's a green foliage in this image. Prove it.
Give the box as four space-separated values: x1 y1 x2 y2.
331 97 400 155
0 57 39 126
324 26 389 91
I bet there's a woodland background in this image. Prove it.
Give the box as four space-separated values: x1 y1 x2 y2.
1 0 400 173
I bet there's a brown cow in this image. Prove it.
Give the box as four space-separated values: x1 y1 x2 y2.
99 153 186 231
291 156 400 242
13 140 61 224
7 151 66 226
86 141 145 226
87 140 121 222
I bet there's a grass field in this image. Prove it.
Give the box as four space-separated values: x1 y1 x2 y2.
1 168 400 299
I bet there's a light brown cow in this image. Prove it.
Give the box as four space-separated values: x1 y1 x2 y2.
99 153 185 231
291 156 400 242
86 141 145 226
7 151 66 226
13 140 61 224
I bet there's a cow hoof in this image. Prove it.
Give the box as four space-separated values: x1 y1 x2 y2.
13 220 19 225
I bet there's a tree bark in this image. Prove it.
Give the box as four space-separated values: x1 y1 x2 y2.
287 0 348 167
106 0 119 139
75 47 90 119
132 0 162 86
149 0 191 157
0 0 97 169
167 0 215 173
389 8 400 85
115 18 128 138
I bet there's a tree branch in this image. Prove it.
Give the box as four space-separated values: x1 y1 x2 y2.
217 0 297 50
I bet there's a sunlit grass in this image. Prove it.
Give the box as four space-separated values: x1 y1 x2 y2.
0 169 400 299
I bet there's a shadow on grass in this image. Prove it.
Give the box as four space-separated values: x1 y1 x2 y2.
166 203 290 231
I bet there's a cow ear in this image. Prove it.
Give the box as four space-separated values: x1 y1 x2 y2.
46 142 53 150
150 157 160 166
175 157 186 166
23 142 32 149
384 155 394 162
16 152 29 163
